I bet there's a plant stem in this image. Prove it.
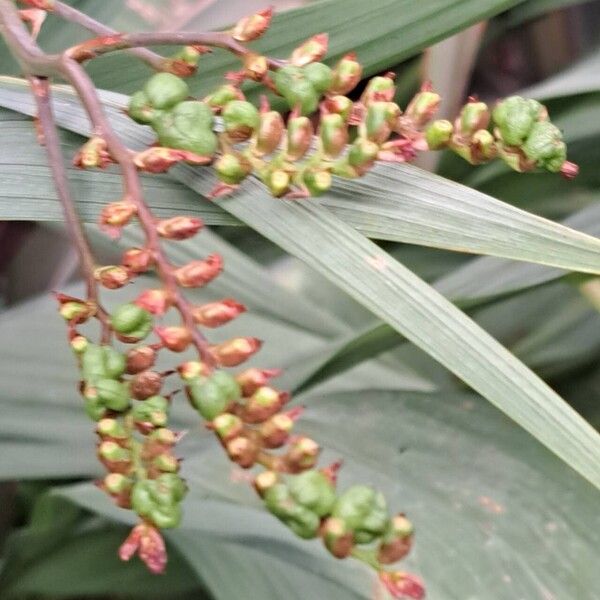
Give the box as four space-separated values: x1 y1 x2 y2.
66 30 285 69
29 74 110 341
50 0 167 72
1 0 215 366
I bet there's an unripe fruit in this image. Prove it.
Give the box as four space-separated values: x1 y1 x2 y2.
153 101 217 157
275 66 319 115
96 378 130 412
222 100 260 141
331 485 389 544
187 378 229 420
132 395 169 427
128 91 157 124
320 113 348 158
322 517 354 558
254 111 285 156
215 152 252 185
303 61 333 94
330 53 362 96
130 370 163 400
288 470 336 517
286 115 313 161
521 121 566 172
125 346 156 374
110 304 153 341
459 100 490 136
425 119 453 150
492 95 545 146
205 84 245 109
302 168 332 197
143 72 189 110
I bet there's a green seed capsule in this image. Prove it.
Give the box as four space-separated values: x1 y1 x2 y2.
187 379 229 420
215 152 252 185
110 304 153 341
156 473 187 502
302 168 332 197
222 100 260 141
492 96 545 146
348 138 380 169
275 66 319 115
153 101 217 156
521 120 566 172
320 113 348 158
288 470 336 517
264 483 320 539
425 119 454 150
96 378 130 412
150 504 182 529
211 370 242 403
103 346 126 379
128 91 158 124
143 72 189 110
206 84 243 109
84 396 106 421
459 101 490 137
132 395 169 426
81 344 109 383
332 485 389 544
303 62 333 94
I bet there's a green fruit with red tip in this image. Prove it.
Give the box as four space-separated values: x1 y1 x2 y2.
187 378 229 420
132 395 169 427
492 96 545 146
521 121 566 172
264 483 321 539
215 152 252 184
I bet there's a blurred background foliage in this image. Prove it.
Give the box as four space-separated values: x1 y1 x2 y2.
0 1 599 599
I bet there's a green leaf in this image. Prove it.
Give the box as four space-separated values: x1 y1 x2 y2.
2 80 600 275
0 494 201 598
57 388 600 599
1 81 599 488
0 0 527 95
285 202 600 391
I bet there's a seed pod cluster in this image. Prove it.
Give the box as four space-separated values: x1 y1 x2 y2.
425 95 577 177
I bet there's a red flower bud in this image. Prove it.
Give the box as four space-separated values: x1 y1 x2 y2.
174 254 223 288
290 33 328 67
155 326 192 352
210 337 262 367
133 147 212 173
285 436 320 472
191 299 246 328
134 288 172 315
330 53 362 96
243 386 289 423
225 436 259 468
94 265 130 290
286 114 313 161
253 109 285 156
243 53 269 81
73 136 112 169
231 7 273 42
119 523 167 575
156 216 203 240
254 470 279 497
259 407 303 448
177 360 211 381
121 247 154 274
99 200 137 238
126 346 157 374
560 160 579 179
236 368 282 396
322 517 354 559
378 571 425 600
130 370 163 400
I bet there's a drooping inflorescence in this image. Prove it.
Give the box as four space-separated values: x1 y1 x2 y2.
6 2 580 598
